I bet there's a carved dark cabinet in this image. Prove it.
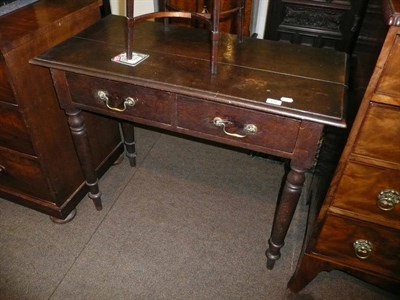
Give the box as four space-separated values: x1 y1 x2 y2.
265 0 370 53
0 0 123 220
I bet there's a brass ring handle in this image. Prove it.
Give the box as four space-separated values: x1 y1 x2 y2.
213 117 257 138
353 239 373 260
377 189 400 211
97 90 136 112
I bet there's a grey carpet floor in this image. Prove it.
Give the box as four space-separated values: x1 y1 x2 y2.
0 127 396 300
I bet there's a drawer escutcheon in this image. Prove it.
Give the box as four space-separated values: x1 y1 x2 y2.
377 189 400 211
353 239 373 260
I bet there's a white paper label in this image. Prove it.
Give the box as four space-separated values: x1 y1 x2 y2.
266 98 282 105
280 97 294 103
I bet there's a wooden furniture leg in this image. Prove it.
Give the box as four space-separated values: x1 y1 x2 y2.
100 0 112 17
288 255 334 292
50 208 77 224
266 121 323 269
126 0 134 60
159 0 169 27
65 108 102 210
237 0 245 42
120 121 137 167
266 163 308 269
211 0 220 75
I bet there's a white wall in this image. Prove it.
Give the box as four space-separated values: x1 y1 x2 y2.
109 0 155 16
110 0 268 39
251 0 269 38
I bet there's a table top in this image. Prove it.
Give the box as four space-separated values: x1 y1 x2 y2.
32 15 348 127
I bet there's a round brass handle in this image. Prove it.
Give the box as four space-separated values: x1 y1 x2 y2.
353 239 373 260
97 90 136 112
0 165 5 175
377 189 400 211
213 117 257 138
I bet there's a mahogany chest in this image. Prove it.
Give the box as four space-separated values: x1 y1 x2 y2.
0 0 122 220
288 0 400 293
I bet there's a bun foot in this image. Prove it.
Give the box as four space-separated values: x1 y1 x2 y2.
50 208 77 224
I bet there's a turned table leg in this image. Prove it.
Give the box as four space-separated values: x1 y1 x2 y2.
266 121 324 269
266 164 307 269
66 108 102 210
120 121 137 167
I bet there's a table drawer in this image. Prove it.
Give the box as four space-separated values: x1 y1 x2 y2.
0 102 35 155
353 103 400 165
332 162 400 227
315 214 400 280
0 147 50 200
67 73 174 125
177 95 300 153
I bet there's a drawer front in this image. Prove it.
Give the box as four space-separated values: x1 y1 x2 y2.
0 57 16 104
177 95 300 153
0 147 50 200
353 103 400 165
315 214 400 279
0 102 35 155
332 162 400 227
375 33 400 101
67 73 174 125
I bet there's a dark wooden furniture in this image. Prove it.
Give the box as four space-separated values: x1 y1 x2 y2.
161 0 253 36
127 0 245 74
264 0 388 126
0 0 123 221
354 0 388 54
100 0 112 17
288 0 400 293
31 15 348 268
265 0 370 54
0 0 38 16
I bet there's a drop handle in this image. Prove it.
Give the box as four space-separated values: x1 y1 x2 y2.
97 90 136 112
353 239 373 260
377 189 400 211
213 117 257 138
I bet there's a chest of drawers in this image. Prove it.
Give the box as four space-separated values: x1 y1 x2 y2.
288 0 400 293
0 0 122 220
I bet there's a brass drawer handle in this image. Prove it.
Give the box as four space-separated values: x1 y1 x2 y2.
97 90 136 112
0 165 5 175
377 189 400 211
353 239 373 260
213 117 257 138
